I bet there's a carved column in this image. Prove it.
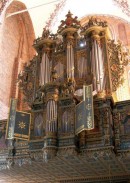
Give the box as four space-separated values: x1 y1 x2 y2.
33 28 56 87
113 110 120 150
103 107 111 145
42 83 59 161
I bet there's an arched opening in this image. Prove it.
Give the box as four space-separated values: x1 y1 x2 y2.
0 0 35 119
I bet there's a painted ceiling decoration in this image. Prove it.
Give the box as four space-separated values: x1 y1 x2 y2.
113 0 130 17
45 0 67 29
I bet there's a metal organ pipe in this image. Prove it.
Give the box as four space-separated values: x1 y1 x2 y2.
45 53 47 84
91 40 105 92
47 99 50 131
40 53 44 85
77 57 87 78
71 44 74 79
70 44 72 78
82 57 85 77
55 102 57 132
81 57 83 78
46 100 57 132
94 40 100 91
50 100 53 132
91 41 96 91
67 43 70 79
99 45 105 90
97 41 105 91
52 101 54 132
40 53 50 86
67 42 74 79
47 55 50 83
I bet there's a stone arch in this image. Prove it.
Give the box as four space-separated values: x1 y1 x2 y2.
0 0 35 119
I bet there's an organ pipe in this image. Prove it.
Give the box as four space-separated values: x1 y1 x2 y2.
40 53 50 86
91 39 105 92
46 100 57 132
77 56 87 78
67 42 74 79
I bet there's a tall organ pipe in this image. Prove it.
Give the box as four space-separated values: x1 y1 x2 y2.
77 57 87 78
46 100 57 132
40 53 50 86
91 40 105 92
67 42 74 79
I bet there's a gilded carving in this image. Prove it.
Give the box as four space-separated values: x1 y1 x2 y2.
76 50 87 60
18 56 38 106
107 40 129 91
57 11 80 34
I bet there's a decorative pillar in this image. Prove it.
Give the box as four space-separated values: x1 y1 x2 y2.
103 107 111 146
57 11 80 83
33 28 56 87
113 110 120 150
42 83 59 161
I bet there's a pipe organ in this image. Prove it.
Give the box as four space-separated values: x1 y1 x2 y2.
16 12 130 182
66 42 75 79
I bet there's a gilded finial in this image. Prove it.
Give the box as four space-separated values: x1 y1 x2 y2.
58 11 80 33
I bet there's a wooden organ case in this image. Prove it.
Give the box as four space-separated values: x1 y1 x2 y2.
16 12 130 182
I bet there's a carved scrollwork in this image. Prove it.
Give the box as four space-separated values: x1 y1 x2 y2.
81 17 108 33
107 40 129 91
119 110 128 124
42 147 57 162
113 111 121 148
81 147 113 159
58 11 80 34
76 50 87 60
53 53 65 66
55 40 64 52
18 56 38 106
113 111 120 127
57 147 77 157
